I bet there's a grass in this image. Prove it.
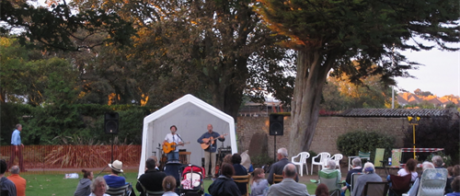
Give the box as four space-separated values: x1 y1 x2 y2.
19 172 349 196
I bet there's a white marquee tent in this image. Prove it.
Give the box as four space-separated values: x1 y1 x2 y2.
138 94 237 177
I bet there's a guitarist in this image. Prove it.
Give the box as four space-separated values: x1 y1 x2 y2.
197 124 226 178
163 125 184 162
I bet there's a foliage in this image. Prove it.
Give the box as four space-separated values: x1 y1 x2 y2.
1 103 153 145
251 153 274 168
0 0 136 51
403 117 460 165
321 70 392 111
256 0 459 153
337 131 395 161
427 152 452 167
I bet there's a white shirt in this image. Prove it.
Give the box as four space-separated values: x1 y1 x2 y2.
397 169 418 181
164 133 182 152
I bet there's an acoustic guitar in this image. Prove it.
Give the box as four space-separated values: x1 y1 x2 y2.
200 133 228 150
163 141 190 154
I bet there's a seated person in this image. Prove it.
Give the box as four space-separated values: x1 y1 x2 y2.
266 163 310 196
341 157 362 193
267 148 298 184
232 153 249 195
208 163 241 196
352 162 382 196
137 158 167 196
250 168 268 196
321 159 342 186
446 176 460 196
315 183 329 196
74 169 93 196
104 160 126 188
406 162 436 196
241 150 254 173
397 158 418 181
162 176 178 196
90 177 109 196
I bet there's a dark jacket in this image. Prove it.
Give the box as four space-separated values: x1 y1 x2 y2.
208 175 241 196
267 158 299 184
346 167 362 185
136 170 167 196
74 178 91 196
233 164 248 194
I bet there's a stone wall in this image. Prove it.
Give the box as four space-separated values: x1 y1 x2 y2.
236 116 413 159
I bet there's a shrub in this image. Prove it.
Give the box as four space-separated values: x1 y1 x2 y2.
403 117 459 165
337 130 395 161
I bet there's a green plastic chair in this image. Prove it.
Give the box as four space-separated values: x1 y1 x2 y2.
373 148 385 168
311 170 342 196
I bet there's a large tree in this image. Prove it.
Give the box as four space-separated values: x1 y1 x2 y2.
257 0 459 153
85 0 296 118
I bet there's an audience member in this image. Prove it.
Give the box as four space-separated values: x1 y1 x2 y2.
137 158 167 196
241 150 254 173
104 160 126 188
341 157 362 193
432 155 444 168
74 169 92 196
266 163 310 196
404 161 435 196
446 165 460 194
90 177 109 196
7 165 26 196
216 154 233 178
208 163 241 196
267 148 298 184
352 162 382 196
162 176 178 196
250 168 268 196
315 183 329 196
398 158 418 181
321 159 341 186
446 176 460 196
0 160 16 196
232 153 249 195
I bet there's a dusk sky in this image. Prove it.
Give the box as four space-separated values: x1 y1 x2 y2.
396 48 459 97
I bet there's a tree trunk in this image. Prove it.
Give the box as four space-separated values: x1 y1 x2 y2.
289 49 333 156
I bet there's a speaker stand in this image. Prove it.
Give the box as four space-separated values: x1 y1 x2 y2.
273 135 276 162
96 133 122 178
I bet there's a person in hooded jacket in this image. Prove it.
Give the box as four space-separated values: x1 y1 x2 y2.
208 163 241 196
74 169 93 196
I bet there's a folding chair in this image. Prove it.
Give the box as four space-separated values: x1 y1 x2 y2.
362 182 389 196
106 184 130 196
373 148 385 168
417 168 447 196
233 174 251 196
310 170 342 196
350 173 363 192
388 174 411 196
273 173 283 184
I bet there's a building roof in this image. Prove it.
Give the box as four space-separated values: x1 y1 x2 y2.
341 108 458 117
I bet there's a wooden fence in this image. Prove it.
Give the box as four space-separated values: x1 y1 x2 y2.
0 145 141 172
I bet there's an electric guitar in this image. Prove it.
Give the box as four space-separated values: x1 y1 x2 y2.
200 133 228 150
163 141 190 154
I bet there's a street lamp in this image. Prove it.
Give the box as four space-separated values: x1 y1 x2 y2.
407 116 420 159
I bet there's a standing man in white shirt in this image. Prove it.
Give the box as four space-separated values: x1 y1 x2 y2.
163 125 184 162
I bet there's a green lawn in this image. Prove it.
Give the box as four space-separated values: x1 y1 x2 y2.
19 172 344 196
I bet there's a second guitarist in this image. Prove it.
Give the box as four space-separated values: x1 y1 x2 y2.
163 125 184 162
197 124 226 178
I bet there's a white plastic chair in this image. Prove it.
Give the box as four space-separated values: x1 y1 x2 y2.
331 153 343 170
291 152 310 176
311 152 331 174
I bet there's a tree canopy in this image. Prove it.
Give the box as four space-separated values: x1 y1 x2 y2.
256 0 460 153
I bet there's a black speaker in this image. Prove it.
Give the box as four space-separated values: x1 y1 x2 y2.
269 114 284 136
104 112 119 134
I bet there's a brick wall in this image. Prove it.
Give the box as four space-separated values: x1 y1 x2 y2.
236 116 412 159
